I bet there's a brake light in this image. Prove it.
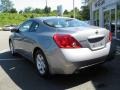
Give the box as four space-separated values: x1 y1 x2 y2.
53 34 82 48
109 32 112 42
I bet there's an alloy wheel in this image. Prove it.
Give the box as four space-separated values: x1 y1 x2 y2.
36 54 46 75
9 42 14 55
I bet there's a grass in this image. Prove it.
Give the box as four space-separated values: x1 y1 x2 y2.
0 13 58 27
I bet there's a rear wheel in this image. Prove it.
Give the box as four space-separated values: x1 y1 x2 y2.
34 50 50 78
9 41 16 55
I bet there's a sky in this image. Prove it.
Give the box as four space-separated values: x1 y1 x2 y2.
10 0 83 11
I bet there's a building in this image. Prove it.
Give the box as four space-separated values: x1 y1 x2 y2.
89 0 120 40
57 5 63 16
82 0 89 6
0 0 2 11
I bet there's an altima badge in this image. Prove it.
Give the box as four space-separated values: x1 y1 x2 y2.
95 30 99 34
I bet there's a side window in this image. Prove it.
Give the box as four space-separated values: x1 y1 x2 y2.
19 21 33 32
30 22 39 32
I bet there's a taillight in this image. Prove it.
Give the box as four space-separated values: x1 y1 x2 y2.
109 32 112 42
53 34 82 48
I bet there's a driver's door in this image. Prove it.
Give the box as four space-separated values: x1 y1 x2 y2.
14 20 33 55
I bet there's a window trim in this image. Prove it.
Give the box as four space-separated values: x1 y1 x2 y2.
30 21 40 32
19 20 33 32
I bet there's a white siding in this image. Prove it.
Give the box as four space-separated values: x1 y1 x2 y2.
92 0 118 11
90 0 118 27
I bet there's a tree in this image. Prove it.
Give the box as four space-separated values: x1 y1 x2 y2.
9 8 17 13
44 6 51 14
30 14 34 18
52 10 57 13
74 7 79 14
19 10 23 14
1 0 14 12
24 7 32 13
0 5 3 11
51 10 57 16
81 5 90 20
69 7 82 19
32 8 43 14
64 9 69 14
74 7 82 20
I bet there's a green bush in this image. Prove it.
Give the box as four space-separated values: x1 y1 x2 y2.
0 13 55 27
0 13 77 27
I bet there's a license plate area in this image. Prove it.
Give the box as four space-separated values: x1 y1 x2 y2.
89 39 105 50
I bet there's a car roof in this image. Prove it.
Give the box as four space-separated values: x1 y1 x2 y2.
32 16 73 21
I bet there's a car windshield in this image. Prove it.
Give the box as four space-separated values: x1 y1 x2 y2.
43 18 90 28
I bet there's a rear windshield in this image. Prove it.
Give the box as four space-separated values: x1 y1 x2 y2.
43 18 90 28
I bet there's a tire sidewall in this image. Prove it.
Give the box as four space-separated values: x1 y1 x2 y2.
35 50 49 77
9 41 15 55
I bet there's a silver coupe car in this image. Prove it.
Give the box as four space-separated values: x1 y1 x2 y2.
9 17 112 77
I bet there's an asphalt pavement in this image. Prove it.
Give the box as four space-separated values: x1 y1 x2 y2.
0 31 120 90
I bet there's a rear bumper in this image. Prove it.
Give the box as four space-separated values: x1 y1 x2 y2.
46 42 111 74
64 56 107 74
61 42 111 62
48 56 107 74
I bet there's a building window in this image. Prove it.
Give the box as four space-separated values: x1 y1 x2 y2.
104 11 110 30
117 3 120 39
111 9 115 32
93 10 99 26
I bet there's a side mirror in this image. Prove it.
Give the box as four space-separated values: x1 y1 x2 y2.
11 28 19 33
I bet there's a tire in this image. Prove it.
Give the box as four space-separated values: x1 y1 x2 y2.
34 49 50 78
9 41 16 56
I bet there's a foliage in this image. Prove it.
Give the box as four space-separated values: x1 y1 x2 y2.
81 5 90 20
9 8 17 13
1 0 14 12
44 6 51 14
0 13 57 27
32 8 43 14
0 7 86 27
19 10 23 14
0 0 90 27
63 7 83 20
23 6 51 14
64 10 69 14
24 7 32 13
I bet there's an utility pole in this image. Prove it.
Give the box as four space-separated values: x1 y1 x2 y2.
73 0 75 18
45 0 48 16
45 0 47 7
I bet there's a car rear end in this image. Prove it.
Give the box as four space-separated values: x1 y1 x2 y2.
49 27 111 74
43 17 112 74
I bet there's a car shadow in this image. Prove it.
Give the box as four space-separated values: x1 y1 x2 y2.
0 51 22 59
0 51 118 90
0 39 119 90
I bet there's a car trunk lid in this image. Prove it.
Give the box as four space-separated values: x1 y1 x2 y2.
57 26 109 50
71 27 108 50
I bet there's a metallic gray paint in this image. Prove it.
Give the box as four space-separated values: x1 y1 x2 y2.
9 17 111 74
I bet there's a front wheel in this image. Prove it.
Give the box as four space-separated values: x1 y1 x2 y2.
35 50 50 78
9 41 16 55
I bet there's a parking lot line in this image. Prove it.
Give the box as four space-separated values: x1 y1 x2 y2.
0 49 10 54
0 66 21 90
66 81 96 90
0 49 22 61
